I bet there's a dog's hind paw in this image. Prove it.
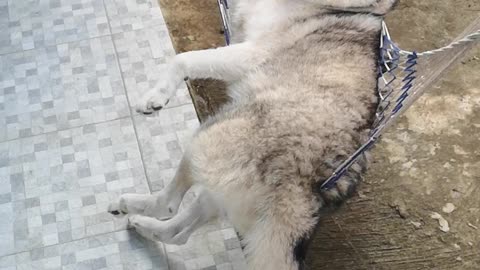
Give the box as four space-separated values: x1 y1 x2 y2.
107 201 127 217
108 193 154 217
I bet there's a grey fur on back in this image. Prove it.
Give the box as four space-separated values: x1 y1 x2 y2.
185 9 388 269
198 13 381 204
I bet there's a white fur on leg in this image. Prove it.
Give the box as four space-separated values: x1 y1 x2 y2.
109 158 194 219
173 42 260 81
136 42 261 114
108 187 187 220
128 185 221 245
108 193 155 216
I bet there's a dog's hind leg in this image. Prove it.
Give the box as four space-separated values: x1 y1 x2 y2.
136 42 262 114
127 185 222 245
108 157 194 220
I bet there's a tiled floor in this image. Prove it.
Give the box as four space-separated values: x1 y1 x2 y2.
0 0 246 269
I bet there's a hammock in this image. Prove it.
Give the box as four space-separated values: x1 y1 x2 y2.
216 0 480 190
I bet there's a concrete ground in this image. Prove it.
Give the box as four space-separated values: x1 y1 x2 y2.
158 0 480 269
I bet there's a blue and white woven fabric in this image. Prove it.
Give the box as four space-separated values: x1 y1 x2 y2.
321 20 480 190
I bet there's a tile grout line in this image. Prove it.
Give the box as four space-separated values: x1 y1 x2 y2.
0 2 197 267
99 0 195 193
0 4 139 263
0 227 133 259
0 18 182 265
100 1 174 269
98 2 197 269
0 34 112 57
0 16 190 146
101 0 154 196
0 3 152 261
0 116 130 144
0 2 166 58
0 103 192 145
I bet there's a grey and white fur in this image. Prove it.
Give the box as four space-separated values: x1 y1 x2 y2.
108 0 399 269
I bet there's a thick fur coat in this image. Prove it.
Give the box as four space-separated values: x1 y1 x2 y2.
109 1 399 269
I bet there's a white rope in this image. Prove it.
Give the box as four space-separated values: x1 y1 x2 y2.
321 20 480 190
399 31 480 56
382 21 480 57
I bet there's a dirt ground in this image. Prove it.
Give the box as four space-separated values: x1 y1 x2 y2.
157 0 480 269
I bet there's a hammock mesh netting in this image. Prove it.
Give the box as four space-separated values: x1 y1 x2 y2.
216 0 480 190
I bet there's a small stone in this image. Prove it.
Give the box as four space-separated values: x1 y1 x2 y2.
357 191 367 199
442 203 456 213
424 230 434 237
443 162 452 169
431 212 450 233
389 198 409 219
410 221 422 229
453 145 468 155
455 257 462 262
402 161 413 169
467 222 478 230
451 189 463 199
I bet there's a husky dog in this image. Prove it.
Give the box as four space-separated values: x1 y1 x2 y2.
109 0 398 269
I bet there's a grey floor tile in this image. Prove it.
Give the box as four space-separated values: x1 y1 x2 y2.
0 118 149 256
133 104 199 191
1 0 248 267
166 105 201 152
0 230 169 270
112 25 192 110
0 0 110 55
0 36 130 142
104 0 166 34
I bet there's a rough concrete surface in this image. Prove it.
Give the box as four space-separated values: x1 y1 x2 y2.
157 0 479 269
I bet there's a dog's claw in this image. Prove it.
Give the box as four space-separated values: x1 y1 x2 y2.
110 210 120 215
108 201 128 217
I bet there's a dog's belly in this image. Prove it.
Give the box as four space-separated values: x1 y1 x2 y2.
218 186 258 235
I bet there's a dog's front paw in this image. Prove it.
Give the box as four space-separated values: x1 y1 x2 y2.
108 199 128 217
136 90 171 115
